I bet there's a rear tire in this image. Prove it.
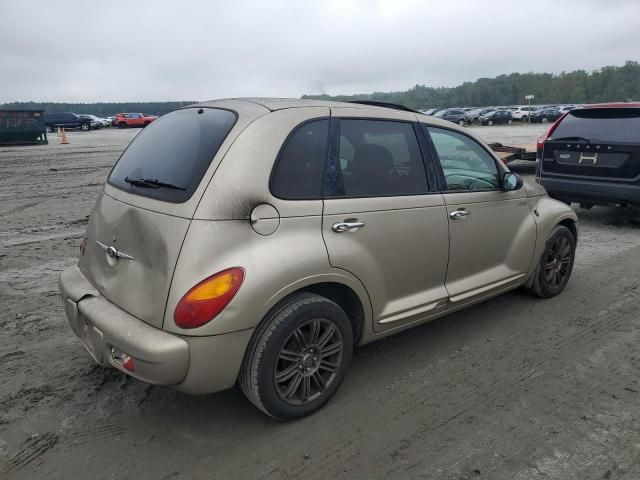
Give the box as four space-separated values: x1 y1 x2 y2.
118 122 127 129
507 119 513 125
81 123 90 131
488 120 493 126
541 117 549 124
458 119 465 126
527 225 575 298
239 292 353 420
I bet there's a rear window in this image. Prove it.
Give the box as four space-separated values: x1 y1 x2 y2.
551 108 640 144
108 107 237 203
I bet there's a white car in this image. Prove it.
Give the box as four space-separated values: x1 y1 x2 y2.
511 106 540 121
558 105 579 115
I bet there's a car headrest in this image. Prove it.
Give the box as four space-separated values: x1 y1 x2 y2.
352 144 394 179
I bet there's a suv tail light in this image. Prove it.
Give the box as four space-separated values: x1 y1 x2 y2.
174 267 245 329
536 113 567 160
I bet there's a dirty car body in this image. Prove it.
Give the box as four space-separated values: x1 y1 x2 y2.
60 98 578 419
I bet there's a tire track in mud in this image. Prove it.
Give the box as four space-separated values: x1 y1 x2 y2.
68 424 127 446
380 280 640 477
391 304 640 478
0 433 59 477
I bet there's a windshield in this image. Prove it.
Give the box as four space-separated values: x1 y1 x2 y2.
108 107 237 203
551 108 640 143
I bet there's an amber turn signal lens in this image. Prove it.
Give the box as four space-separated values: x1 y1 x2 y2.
174 268 245 329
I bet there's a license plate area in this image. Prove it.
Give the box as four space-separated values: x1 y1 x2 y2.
554 150 627 168
79 315 106 364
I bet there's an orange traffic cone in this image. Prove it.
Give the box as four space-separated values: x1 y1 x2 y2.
61 128 69 144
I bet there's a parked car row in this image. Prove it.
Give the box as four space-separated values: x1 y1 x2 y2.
421 104 582 126
43 112 158 132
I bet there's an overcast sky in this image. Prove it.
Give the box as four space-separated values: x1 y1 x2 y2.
1 0 638 103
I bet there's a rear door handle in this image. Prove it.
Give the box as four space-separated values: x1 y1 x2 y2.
332 221 365 233
449 209 471 220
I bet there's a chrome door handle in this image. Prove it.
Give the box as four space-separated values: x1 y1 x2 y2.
332 221 365 233
449 209 471 220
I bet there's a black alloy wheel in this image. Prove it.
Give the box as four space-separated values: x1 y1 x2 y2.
274 318 344 406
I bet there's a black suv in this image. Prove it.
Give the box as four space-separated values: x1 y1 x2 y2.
531 107 562 124
479 110 513 126
433 108 466 125
44 112 93 132
537 103 640 208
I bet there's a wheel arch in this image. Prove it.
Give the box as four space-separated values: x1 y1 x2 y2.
299 282 365 345
558 217 578 243
261 273 373 346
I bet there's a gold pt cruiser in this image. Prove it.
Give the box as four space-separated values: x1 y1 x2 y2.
60 98 578 419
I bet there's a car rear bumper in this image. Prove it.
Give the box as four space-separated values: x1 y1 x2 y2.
540 176 640 206
59 265 253 394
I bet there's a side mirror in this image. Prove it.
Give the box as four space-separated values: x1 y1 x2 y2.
502 171 523 191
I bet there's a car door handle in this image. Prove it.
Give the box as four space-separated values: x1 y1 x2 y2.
449 209 471 220
332 221 365 233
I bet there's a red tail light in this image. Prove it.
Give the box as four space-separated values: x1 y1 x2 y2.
174 267 245 329
536 113 567 160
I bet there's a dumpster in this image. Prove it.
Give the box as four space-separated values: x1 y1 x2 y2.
0 110 48 146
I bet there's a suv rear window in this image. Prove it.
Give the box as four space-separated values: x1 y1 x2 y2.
108 107 237 203
552 108 640 143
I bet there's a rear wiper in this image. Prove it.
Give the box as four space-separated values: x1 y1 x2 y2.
124 177 186 190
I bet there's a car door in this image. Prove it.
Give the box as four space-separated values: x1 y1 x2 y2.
62 113 75 128
425 125 536 306
322 110 450 332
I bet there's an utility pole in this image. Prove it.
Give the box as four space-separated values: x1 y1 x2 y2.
525 94 535 124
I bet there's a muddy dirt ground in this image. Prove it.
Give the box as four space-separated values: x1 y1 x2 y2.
1 126 639 479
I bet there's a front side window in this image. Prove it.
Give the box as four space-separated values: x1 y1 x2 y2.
270 119 329 199
109 107 237 203
428 127 501 191
327 119 428 197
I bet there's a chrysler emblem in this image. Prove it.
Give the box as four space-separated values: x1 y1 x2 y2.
96 240 135 261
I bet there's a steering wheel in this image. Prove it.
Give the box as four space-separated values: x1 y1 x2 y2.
444 173 495 191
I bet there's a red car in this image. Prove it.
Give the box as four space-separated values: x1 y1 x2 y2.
114 113 157 128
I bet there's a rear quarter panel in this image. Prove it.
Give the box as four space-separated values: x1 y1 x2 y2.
163 217 372 336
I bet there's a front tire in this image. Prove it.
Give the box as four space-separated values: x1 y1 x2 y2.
240 292 353 420
458 119 465 126
488 120 493 126
528 225 575 298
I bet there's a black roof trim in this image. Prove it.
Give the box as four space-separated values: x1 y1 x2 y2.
347 101 420 113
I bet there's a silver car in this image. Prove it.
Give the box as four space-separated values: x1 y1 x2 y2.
59 98 578 419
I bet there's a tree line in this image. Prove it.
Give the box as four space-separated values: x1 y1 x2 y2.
303 61 640 109
1 61 638 114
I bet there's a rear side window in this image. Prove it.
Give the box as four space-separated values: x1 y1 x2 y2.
327 119 428 197
270 119 329 199
109 107 237 203
552 108 640 143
